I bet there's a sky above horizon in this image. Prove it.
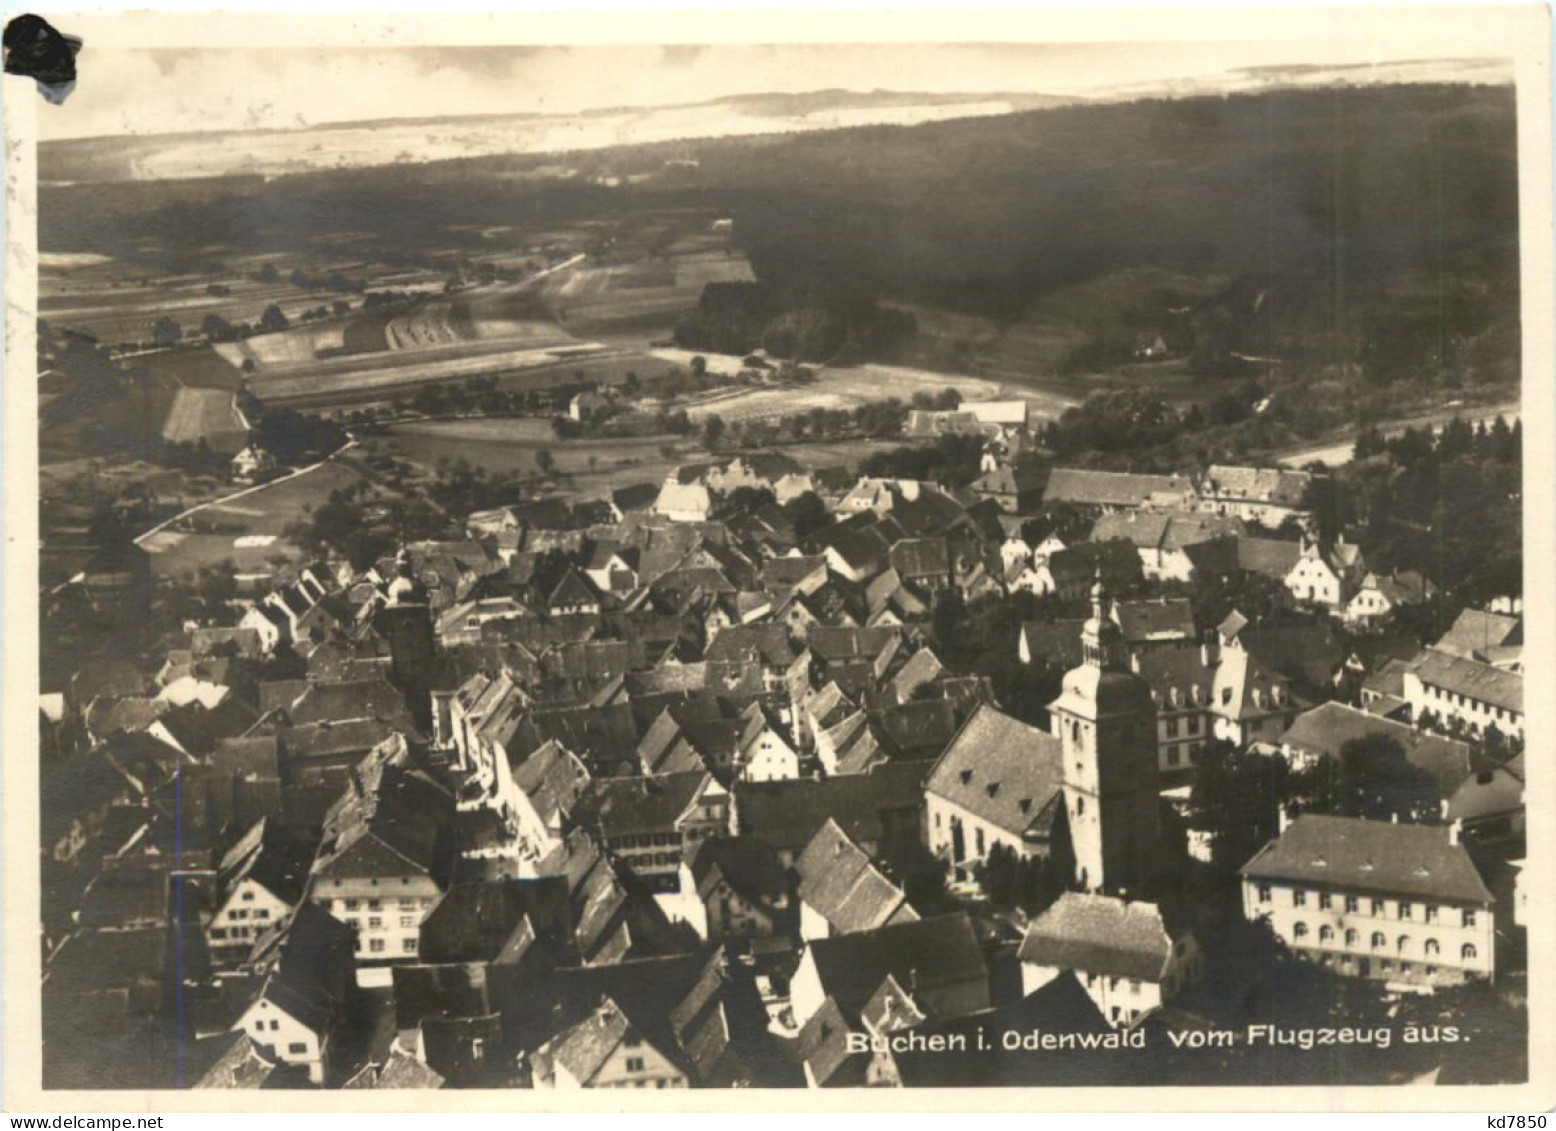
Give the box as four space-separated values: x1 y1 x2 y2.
35 42 1509 142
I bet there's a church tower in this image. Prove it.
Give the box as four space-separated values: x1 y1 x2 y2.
375 549 435 736
1049 570 1161 896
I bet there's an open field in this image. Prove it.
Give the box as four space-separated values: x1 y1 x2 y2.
673 361 1078 425
365 419 904 501
247 341 615 407
127 344 247 390
136 458 387 577
161 386 247 451
370 419 684 479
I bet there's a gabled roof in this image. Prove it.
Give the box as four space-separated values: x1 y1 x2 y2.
575 771 709 834
1043 468 1189 509
547 568 600 612
417 877 572 965
888 537 951 579
510 740 592 829
1017 893 1177 982
804 913 987 1019
1435 609 1523 661
924 703 1064 841
1407 648 1523 714
687 835 789 911
1114 598 1195 644
1278 702 1476 798
704 623 800 668
285 679 410 727
1202 465 1312 506
795 819 917 934
217 818 312 907
732 762 925 855
1240 813 1495 904
796 997 868 1087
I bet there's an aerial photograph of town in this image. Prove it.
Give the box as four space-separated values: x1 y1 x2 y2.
23 27 1532 1097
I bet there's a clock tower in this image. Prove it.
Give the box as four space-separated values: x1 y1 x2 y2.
1049 571 1161 896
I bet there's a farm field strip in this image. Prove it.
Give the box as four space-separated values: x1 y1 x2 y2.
161 386 246 445
251 342 619 405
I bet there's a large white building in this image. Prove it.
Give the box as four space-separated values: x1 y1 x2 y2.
1240 813 1496 990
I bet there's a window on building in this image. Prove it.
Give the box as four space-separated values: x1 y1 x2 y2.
255 909 268 920
1398 902 1413 920
1345 929 1358 947
1319 926 1334 943
404 938 418 953
975 828 985 856
1371 932 1386 949
1371 899 1386 916
399 898 417 910
288 1043 307 1055
400 916 415 928
1462 944 1477 961
211 928 226 940
1397 935 1411 955
1129 980 1142 994
1258 885 1271 903
1166 719 1179 738
1187 716 1200 735
369 917 383 929
1463 910 1478 928
1076 797 1085 816
1424 906 1438 924
369 939 385 953
344 899 360 911
1293 890 1307 908
625 1058 646 1073
1167 749 1181 767
270 1020 279 1031
1318 893 1332 911
241 891 254 902
1344 896 1359 913
1292 922 1308 940
1425 939 1440 956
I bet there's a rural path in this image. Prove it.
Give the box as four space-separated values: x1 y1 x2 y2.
132 438 360 550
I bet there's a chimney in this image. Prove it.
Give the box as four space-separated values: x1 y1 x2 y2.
1449 819 1464 847
1277 806 1291 836
1200 643 1211 667
1129 652 1142 674
1439 798 1451 822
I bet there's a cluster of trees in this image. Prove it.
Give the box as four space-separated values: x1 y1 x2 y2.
673 281 918 363
858 432 985 488
284 479 446 570
1040 388 1197 458
249 408 347 466
193 303 294 344
1186 733 1445 882
1338 414 1522 609
977 842 1069 916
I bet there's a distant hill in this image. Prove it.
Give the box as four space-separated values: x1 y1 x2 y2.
38 88 1077 184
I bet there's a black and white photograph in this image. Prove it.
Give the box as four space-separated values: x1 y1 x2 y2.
4 4 1551 1109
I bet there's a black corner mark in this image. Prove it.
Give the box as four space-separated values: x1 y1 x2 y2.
3 14 82 105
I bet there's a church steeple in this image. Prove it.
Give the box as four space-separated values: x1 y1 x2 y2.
1081 567 1126 670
